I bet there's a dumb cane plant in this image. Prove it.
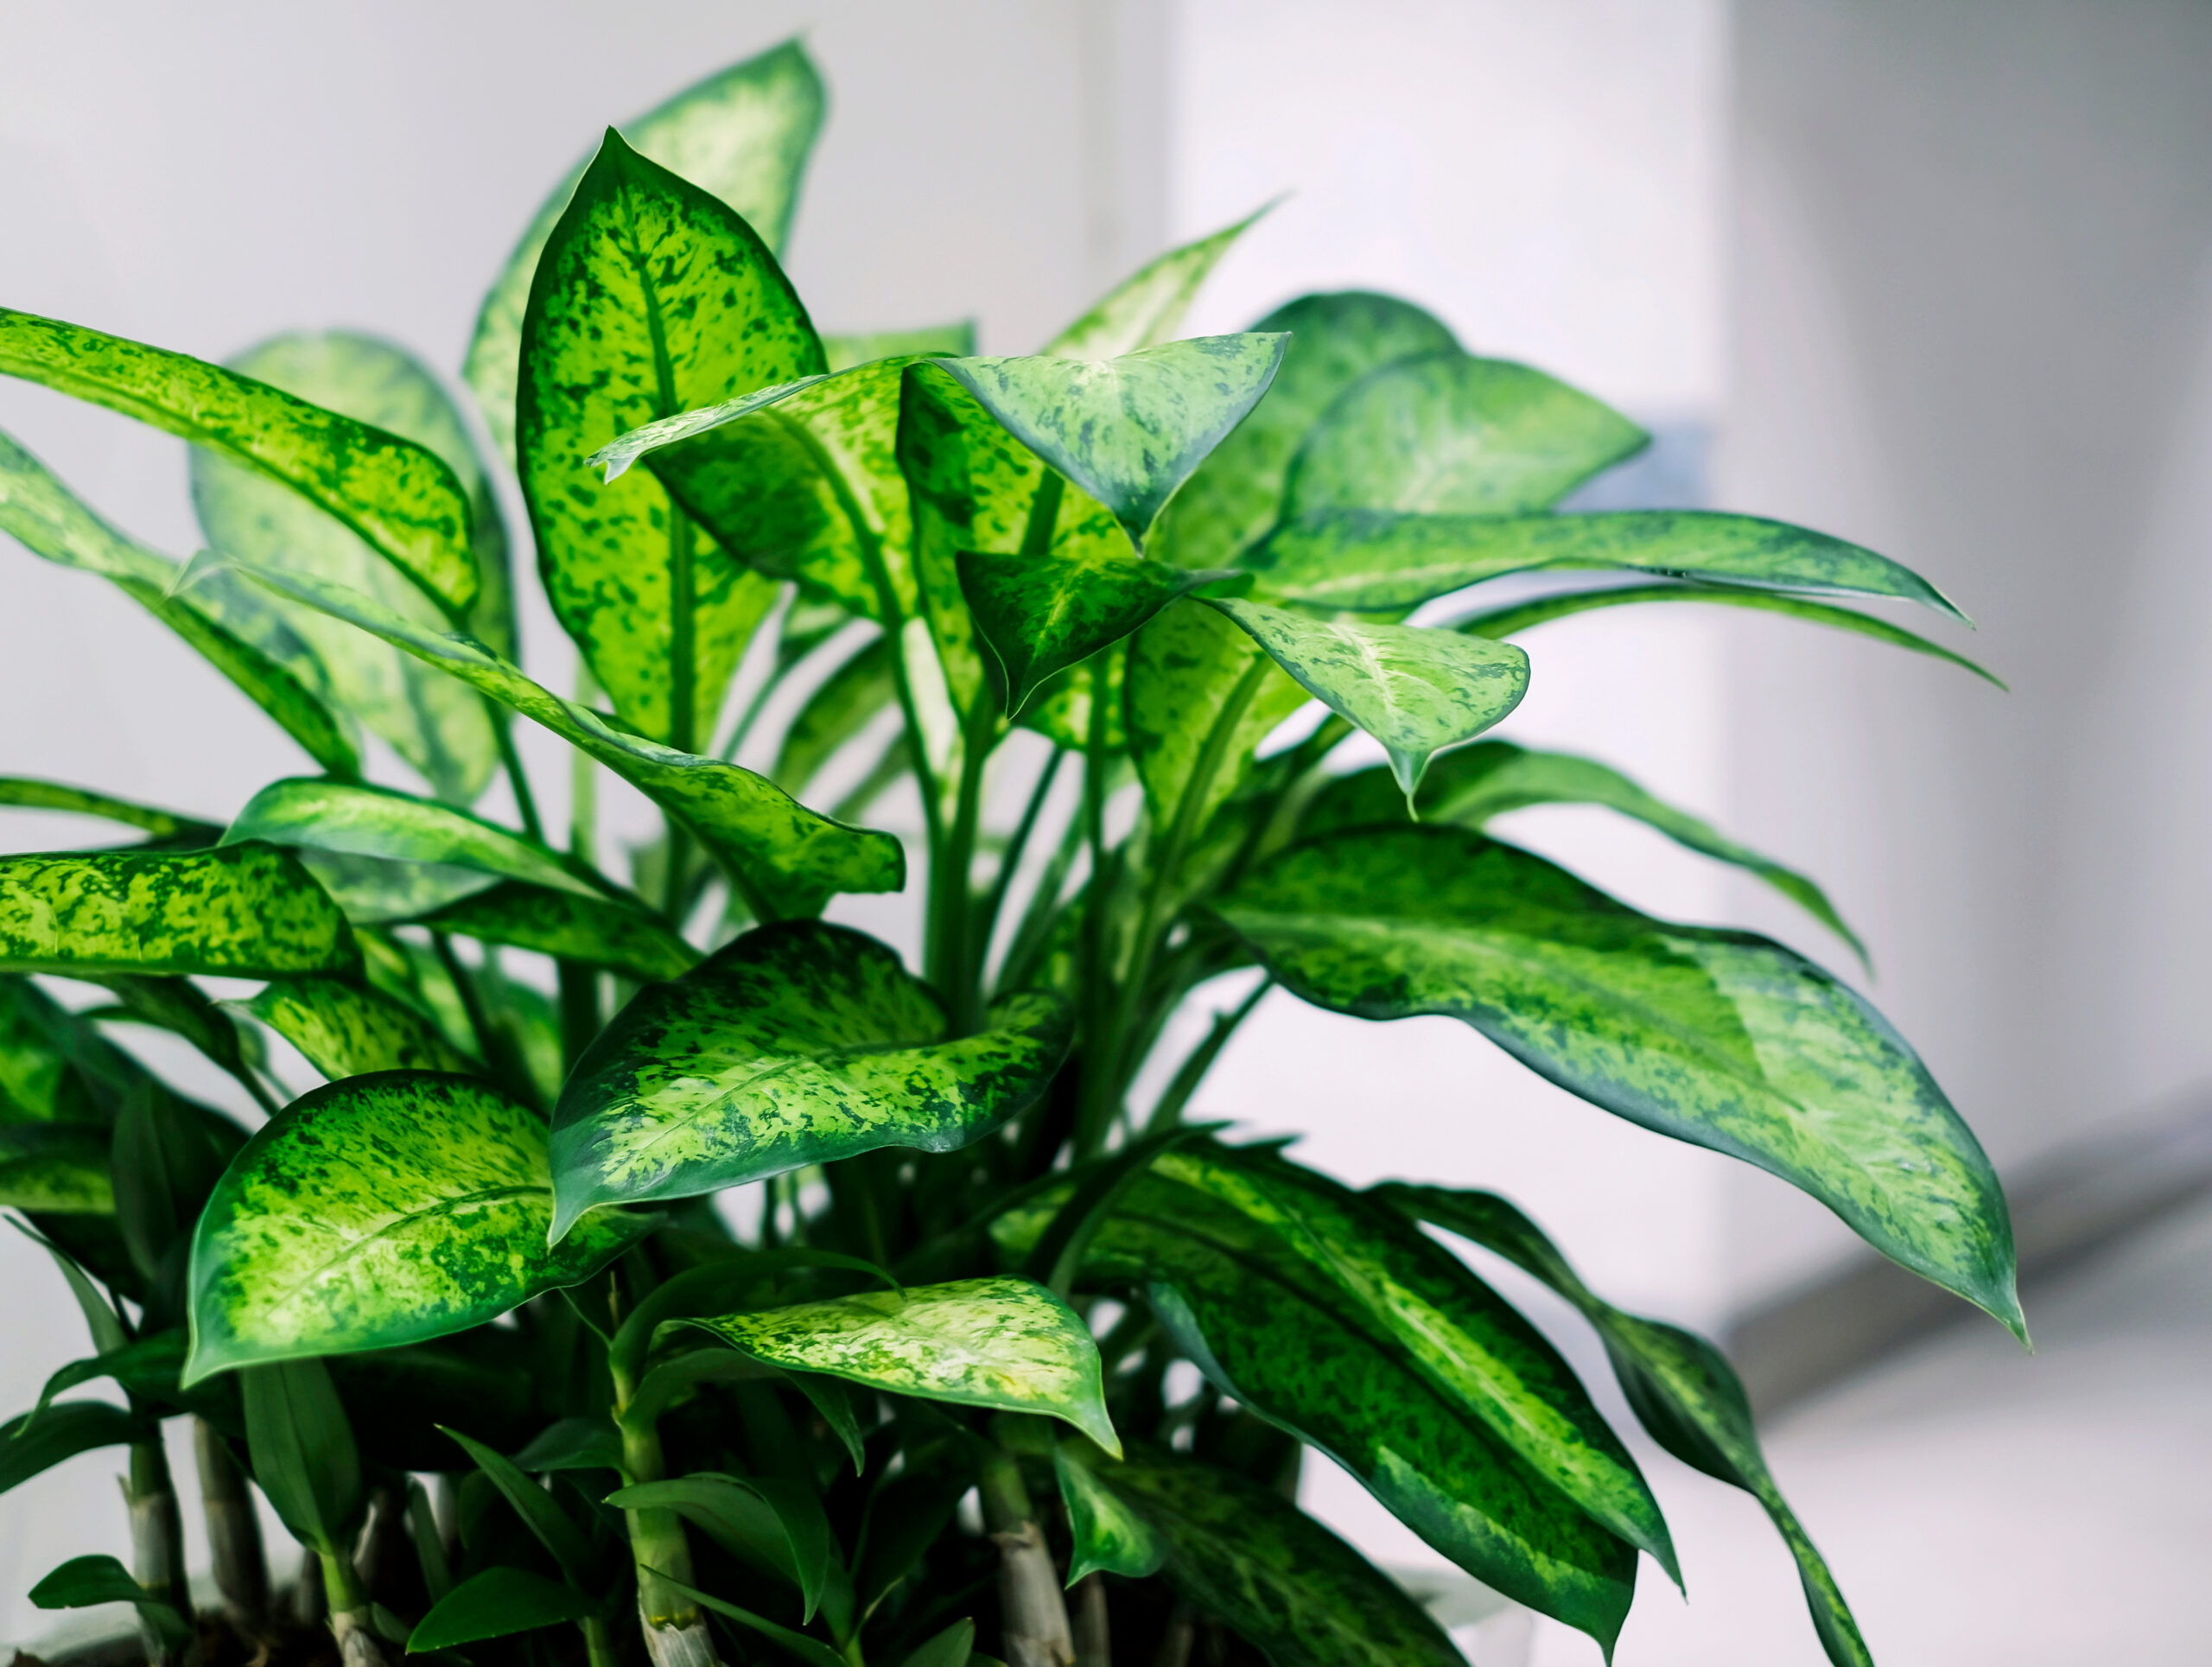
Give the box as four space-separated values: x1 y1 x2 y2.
0 39 2018 1667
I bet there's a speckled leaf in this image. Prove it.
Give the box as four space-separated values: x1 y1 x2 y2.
1151 292 1460 569
184 1072 652 1384
0 427 359 776
1209 598 1528 795
408 882 696 984
826 321 976 371
518 130 824 750
466 38 824 456
684 1276 1116 1451
1056 1164 1638 1646
0 779 219 845
1303 741 1864 962
1283 351 1646 519
1019 644 1125 753
1217 827 2022 1334
244 977 476 1080
1454 583 2005 686
0 1124 113 1212
0 844 354 979
1096 1449 1466 1667
1053 1442 1165 1585
1381 1186 1873 1667
959 546 1244 714
931 336 1287 545
1046 208 1268 360
550 920 1070 1235
1125 600 1308 839
0 973 148 1127
186 561 903 917
1255 508 1967 619
0 309 477 614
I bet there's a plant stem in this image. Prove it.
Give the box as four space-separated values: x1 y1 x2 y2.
1145 977 1271 1131
584 1614 622 1667
1071 1575 1110 1667
493 706 545 843
128 1438 189 1666
317 1546 386 1667
978 1451 1073 1667
429 932 493 1063
976 748 1063 993
926 699 996 1029
194 1417 267 1629
614 1381 719 1667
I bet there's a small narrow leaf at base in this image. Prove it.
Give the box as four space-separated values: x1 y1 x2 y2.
607 1473 834 1621
244 976 477 1079
649 1571 849 1667
899 1617 976 1667
0 1403 145 1497
408 1566 598 1652
186 1072 652 1384
0 844 357 979
1379 1185 1877 1667
1217 826 2023 1336
239 1358 362 1551
683 1276 1118 1452
1045 206 1271 361
550 921 1069 1234
29 1555 191 1646
1207 596 1529 795
440 1426 599 1587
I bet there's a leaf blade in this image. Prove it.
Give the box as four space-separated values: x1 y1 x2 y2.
408 1565 598 1651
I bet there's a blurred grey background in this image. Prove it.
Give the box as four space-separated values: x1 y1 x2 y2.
3 3 2209 1662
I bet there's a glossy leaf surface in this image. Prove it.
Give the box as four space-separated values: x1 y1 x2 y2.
0 844 354 978
409 1566 597 1651
1282 351 1645 518
1383 1185 1874 1667
244 976 476 1079
1045 208 1266 360
1125 600 1308 838
1217 827 2022 1333
410 881 696 984
1054 1442 1166 1585
240 1357 361 1549
685 1276 1117 1451
1152 291 1460 567
550 921 1069 1235
0 309 477 614
226 779 597 899
0 1402 143 1496
518 130 824 748
466 38 824 456
1209 597 1529 794
186 1072 652 1383
29 1555 190 1645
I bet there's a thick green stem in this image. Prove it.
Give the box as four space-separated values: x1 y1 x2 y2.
194 1417 267 1629
584 1614 623 1667
318 1547 386 1667
615 1381 719 1667
979 1452 1072 1667
128 1439 189 1665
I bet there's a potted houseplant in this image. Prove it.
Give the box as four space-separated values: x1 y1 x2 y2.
0 39 2017 1667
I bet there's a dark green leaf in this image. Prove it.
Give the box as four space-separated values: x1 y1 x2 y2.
0 780 215 843
84 975 264 1098
685 1276 1116 1450
466 38 825 457
0 1401 144 1496
1255 508 1966 619
1053 1441 1164 1584
34 1333 188 1418
1217 826 2023 1334
0 309 477 614
931 336 1287 545
1302 740 1864 962
441 1426 599 1587
650 1570 849 1667
409 881 696 984
1098 1449 1465 1667
607 1473 834 1621
0 843 356 978
0 1123 113 1212
1381 1185 1874 1667
408 1565 597 1651
1045 207 1269 360
244 976 477 1078
1282 352 1646 519
1125 600 1308 840
185 559 903 917
1455 581 2005 685
29 1554 192 1645
241 1357 363 1550
826 323 976 372
518 129 824 748
1152 291 1461 568
185 1072 652 1383
0 428 360 776
899 1617 976 1667
1207 597 1528 795
550 921 1069 1235
512 1416 623 1473
112 1085 246 1282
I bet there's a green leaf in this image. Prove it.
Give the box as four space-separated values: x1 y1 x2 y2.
185 1072 652 1384
649 1571 849 1667
1053 1441 1165 1585
111 1086 246 1282
244 976 477 1079
607 1473 834 1621
408 1566 597 1651
0 1401 144 1496
1125 600 1309 840
1454 581 2006 686
441 1426 599 1587
240 1357 362 1551
1096 1449 1465 1667
0 779 219 844
78 976 264 1100
1381 1185 1873 1667
0 1124 114 1212
409 882 697 984
184 559 903 917
0 427 360 777
899 1618 976 1667
826 322 976 372
518 129 825 749
1255 508 1967 619
33 1333 189 1419
1045 207 1269 360
0 844 356 978
1303 741 1865 963
1207 598 1528 795
550 920 1070 1235
0 309 478 614
466 38 825 457
29 1554 192 1646
1152 291 1461 568
931 336 1288 545
1282 352 1646 519
512 1416 624 1473
1217 826 2023 1334
683 1276 1117 1453
959 545 1245 714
